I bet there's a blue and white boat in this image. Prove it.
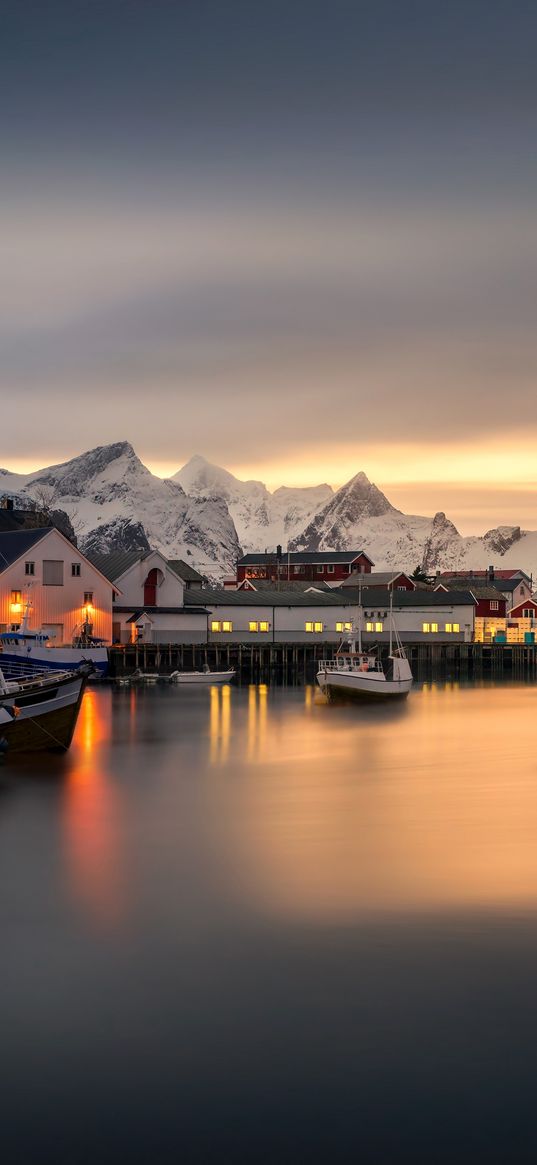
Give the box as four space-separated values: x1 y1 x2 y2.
0 605 109 678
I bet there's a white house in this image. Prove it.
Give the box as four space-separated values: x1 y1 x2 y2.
87 550 209 644
0 527 115 644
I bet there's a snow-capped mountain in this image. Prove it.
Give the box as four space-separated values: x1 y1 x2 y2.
1 443 536 580
173 455 333 553
0 442 241 576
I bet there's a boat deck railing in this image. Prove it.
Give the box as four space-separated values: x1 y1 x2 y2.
318 654 384 674
0 658 71 685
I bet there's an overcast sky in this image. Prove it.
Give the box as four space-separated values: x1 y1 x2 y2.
2 0 536 532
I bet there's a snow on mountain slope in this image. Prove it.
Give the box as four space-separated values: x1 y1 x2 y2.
289 471 537 578
0 443 241 575
173 455 333 552
2 446 536 580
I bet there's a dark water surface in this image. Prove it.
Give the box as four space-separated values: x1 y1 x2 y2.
2 680 537 1163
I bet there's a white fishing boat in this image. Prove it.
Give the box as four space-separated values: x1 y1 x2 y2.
0 661 87 755
0 601 108 678
169 667 235 684
317 590 412 699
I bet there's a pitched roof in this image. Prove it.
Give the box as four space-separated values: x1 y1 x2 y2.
435 581 506 600
238 578 333 592
119 606 210 621
238 550 373 565
86 550 150 582
341 587 476 607
0 527 52 573
339 570 414 588
167 559 206 583
183 586 356 608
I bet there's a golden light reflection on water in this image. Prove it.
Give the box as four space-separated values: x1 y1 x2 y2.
207 681 537 922
209 683 231 765
62 690 125 928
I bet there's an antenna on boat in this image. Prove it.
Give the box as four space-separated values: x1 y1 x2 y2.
358 581 363 653
389 587 393 656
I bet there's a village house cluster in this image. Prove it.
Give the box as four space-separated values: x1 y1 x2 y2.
1 499 535 650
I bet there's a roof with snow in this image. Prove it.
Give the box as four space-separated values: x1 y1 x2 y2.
339 570 415 588
237 578 333 592
0 528 53 573
238 550 373 565
435 581 507 600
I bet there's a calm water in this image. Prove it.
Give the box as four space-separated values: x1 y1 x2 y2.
2 680 537 1163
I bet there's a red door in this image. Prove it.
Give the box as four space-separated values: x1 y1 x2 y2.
144 569 159 607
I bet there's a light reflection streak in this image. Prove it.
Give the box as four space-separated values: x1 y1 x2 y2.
209 684 232 766
62 690 125 928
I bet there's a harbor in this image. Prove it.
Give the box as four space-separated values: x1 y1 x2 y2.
106 638 537 681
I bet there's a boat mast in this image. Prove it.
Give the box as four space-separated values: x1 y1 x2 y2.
389 587 393 655
358 582 363 653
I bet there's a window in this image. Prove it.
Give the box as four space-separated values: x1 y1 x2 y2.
10 590 21 604
259 621 269 633
431 623 438 633
294 564 305 574
336 622 353 632
315 621 323 632
490 600 499 611
43 560 63 586
305 621 323 633
25 561 35 576
222 621 233 632
453 623 460 632
522 609 534 618
423 623 430 633
71 562 81 577
83 591 93 604
249 621 258 632
366 621 383 632
326 564 335 574
445 623 461 633
211 620 221 632
316 565 323 573
305 622 314 632
375 622 383 632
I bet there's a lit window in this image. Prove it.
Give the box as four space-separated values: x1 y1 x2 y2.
446 623 452 633
336 621 353 633
453 623 460 632
366 622 374 632
249 621 259 632
211 620 221 632
314 622 323 632
72 563 81 577
10 590 22 615
375 622 383 632
25 561 35 576
222 621 233 632
259 621 269 632
83 592 93 604
431 623 438 633
305 622 314 632
423 622 430 633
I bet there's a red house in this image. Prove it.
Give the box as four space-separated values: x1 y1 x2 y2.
236 549 374 586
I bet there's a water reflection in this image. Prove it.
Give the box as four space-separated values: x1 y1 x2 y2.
62 689 125 928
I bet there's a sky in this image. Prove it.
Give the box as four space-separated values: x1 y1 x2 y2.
1 0 536 533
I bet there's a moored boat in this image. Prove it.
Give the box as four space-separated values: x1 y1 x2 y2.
0 602 108 677
317 590 412 699
0 662 87 754
169 668 236 684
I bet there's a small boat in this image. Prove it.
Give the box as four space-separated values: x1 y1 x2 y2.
169 667 235 684
317 590 412 699
0 602 108 678
0 662 87 755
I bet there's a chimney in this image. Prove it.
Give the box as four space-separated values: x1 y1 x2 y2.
488 564 494 582
276 544 282 559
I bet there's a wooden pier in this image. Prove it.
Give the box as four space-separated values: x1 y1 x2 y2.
107 642 537 682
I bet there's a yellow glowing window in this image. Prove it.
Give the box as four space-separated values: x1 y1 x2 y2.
375 622 383 632
431 623 438 633
453 623 460 632
366 622 374 632
259 621 269 632
211 620 221 632
11 590 21 604
423 622 430 633
221 621 233 632
305 622 314 632
446 623 452 632
336 622 353 633
249 621 259 632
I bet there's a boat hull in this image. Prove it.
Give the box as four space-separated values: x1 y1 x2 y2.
317 667 412 699
0 674 86 753
0 645 108 677
171 670 236 684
